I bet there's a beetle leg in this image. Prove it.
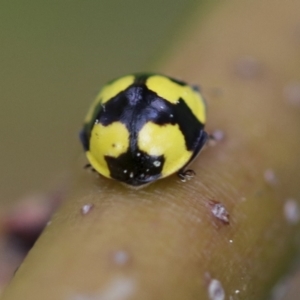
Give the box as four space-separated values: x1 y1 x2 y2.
177 169 196 182
84 164 97 173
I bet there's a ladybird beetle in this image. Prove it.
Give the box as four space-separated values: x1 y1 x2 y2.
80 73 208 187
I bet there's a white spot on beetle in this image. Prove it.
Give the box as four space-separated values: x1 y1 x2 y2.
170 114 174 118
208 278 225 300
123 169 128 174
129 172 134 178
153 161 161 167
81 204 94 215
136 152 141 157
284 199 299 225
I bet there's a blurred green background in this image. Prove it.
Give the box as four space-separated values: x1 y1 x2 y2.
0 0 209 202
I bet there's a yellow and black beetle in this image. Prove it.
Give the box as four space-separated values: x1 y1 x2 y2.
80 73 208 187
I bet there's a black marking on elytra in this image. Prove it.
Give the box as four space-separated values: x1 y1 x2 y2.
105 150 164 186
79 129 89 151
172 98 205 150
177 130 208 174
99 88 168 124
94 86 204 151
